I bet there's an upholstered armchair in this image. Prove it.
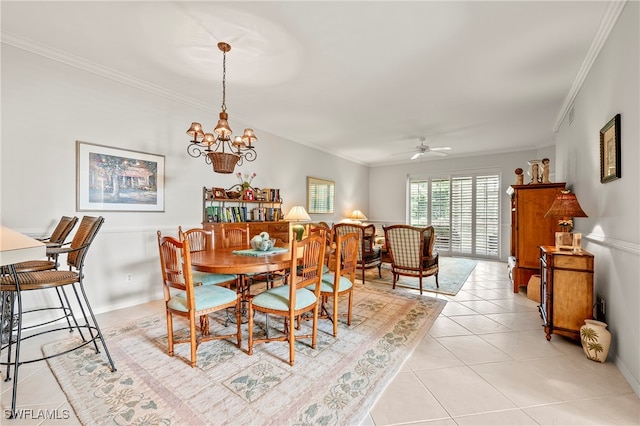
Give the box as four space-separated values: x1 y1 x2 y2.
332 223 382 284
382 224 439 295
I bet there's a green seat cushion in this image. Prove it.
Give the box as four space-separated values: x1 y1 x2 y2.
252 285 317 311
192 270 237 286
309 272 353 293
169 284 237 313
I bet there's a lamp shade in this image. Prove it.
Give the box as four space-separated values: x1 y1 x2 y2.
544 190 588 219
284 206 311 222
350 210 368 220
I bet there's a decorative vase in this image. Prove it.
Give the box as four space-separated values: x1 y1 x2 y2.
580 319 611 363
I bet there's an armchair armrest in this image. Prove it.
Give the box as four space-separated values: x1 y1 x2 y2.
47 241 92 256
422 251 439 269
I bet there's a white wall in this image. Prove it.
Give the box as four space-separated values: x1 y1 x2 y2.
554 1 639 395
369 146 556 261
0 45 368 313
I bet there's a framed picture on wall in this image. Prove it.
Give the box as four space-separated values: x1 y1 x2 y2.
76 141 165 211
307 176 335 214
213 187 228 199
599 114 621 183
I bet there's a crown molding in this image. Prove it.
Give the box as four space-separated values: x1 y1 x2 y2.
553 1 627 132
1 32 216 114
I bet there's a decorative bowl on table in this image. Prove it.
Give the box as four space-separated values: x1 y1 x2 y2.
251 238 276 251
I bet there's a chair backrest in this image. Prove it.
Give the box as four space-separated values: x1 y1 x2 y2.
310 224 332 247
221 223 250 248
49 216 79 245
333 223 376 261
335 231 359 280
383 224 429 270
178 226 212 253
288 232 326 303
157 231 191 294
423 225 436 258
66 216 104 269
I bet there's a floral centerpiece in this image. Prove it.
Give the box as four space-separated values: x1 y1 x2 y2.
237 172 256 189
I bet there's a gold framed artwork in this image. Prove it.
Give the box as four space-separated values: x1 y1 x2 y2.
307 176 335 214
76 141 165 211
599 114 621 183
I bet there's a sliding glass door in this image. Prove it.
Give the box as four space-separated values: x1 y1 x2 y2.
409 173 500 258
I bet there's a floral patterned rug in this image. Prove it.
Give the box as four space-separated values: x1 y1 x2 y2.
43 282 445 425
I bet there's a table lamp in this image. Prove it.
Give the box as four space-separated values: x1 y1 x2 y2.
544 189 588 250
284 205 311 241
349 209 368 223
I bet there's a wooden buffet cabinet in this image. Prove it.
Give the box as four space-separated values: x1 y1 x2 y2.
539 246 594 341
203 221 293 249
507 182 565 292
201 186 292 249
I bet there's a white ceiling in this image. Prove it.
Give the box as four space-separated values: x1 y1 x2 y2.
1 1 615 166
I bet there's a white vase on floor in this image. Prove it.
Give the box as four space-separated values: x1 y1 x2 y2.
580 319 611 362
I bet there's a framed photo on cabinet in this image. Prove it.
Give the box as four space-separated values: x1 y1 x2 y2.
76 141 165 211
600 114 621 183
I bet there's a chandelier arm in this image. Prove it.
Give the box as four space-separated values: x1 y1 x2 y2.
241 148 257 163
187 143 212 159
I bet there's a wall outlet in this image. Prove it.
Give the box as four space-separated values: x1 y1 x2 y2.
126 273 134 283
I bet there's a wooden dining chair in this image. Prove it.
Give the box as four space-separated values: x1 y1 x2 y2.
332 223 382 284
310 231 358 337
383 224 439 295
247 232 326 366
178 226 237 288
221 223 250 248
156 231 241 367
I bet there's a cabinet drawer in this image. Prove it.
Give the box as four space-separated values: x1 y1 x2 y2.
554 254 593 270
268 223 290 234
249 223 269 236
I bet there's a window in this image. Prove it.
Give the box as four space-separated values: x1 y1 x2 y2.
409 173 500 258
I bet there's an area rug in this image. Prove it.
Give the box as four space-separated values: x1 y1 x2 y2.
43 282 445 425
365 256 478 296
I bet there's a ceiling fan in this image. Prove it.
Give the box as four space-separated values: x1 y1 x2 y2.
410 138 451 160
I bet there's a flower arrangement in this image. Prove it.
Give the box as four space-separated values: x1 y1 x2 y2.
237 172 256 189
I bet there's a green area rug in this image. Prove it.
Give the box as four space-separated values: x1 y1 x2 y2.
44 282 445 425
365 256 478 295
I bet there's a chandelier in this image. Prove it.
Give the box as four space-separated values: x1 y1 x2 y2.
186 42 257 174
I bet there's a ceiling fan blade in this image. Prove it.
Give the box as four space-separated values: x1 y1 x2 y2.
430 146 452 151
411 152 422 160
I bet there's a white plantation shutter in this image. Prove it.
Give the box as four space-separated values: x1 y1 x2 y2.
409 172 500 258
475 174 500 256
430 179 450 252
409 181 429 226
451 177 473 254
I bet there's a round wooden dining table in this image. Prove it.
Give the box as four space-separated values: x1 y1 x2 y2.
190 246 293 276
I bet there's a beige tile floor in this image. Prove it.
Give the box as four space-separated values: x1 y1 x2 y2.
2 260 639 425
364 260 640 426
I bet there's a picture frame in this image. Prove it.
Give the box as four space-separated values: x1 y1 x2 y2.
307 176 335 214
76 141 165 212
213 187 228 199
244 188 255 201
600 114 621 183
